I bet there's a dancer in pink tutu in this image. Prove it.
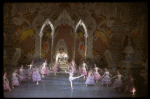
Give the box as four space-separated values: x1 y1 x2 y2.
27 61 34 81
65 69 83 89
11 69 21 88
85 69 95 86
71 59 77 75
81 61 88 79
19 65 27 83
93 64 102 82
124 75 136 94
41 59 50 77
101 68 112 87
53 61 61 75
3 72 11 91
111 71 124 91
32 66 41 85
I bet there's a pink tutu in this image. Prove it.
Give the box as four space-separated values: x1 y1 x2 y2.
85 76 95 85
3 81 10 90
32 72 41 81
28 69 33 77
41 67 50 75
19 72 26 81
113 79 123 88
54 66 61 72
102 76 111 85
11 77 20 86
94 72 102 80
82 68 87 76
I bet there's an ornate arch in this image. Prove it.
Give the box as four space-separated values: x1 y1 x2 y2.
51 9 75 62
39 18 54 63
75 19 88 59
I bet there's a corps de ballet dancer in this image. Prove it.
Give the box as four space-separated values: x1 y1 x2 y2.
27 61 34 81
11 69 21 88
85 69 96 86
111 71 124 91
65 69 83 89
71 59 77 75
3 72 11 91
41 59 50 78
101 68 112 87
93 64 102 83
53 60 61 75
19 65 27 83
32 66 41 85
124 75 136 95
80 61 88 79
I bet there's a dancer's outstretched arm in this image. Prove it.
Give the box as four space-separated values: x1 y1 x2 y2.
65 70 70 73
111 75 117 79
102 72 105 78
85 64 88 70
98 68 102 72
121 75 124 77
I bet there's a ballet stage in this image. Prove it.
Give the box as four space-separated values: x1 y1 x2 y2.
3 73 146 98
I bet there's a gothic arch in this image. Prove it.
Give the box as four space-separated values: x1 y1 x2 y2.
75 19 88 59
39 18 54 63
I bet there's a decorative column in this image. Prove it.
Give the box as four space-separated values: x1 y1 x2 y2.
39 31 43 58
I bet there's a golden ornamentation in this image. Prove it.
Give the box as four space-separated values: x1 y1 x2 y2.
20 29 34 41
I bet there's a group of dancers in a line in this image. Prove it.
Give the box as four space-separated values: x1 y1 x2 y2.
3 58 136 94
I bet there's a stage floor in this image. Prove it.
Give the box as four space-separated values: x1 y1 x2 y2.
3 74 146 98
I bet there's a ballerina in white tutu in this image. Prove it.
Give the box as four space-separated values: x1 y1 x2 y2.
65 69 83 89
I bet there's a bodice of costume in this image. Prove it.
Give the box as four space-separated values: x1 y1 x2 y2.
94 68 98 73
12 73 17 77
83 63 86 69
117 75 121 80
105 72 110 77
20 69 24 73
3 76 7 82
69 72 73 77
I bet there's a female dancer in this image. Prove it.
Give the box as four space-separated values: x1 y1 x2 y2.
85 69 95 86
32 66 41 85
3 72 11 91
93 64 102 82
11 69 21 88
101 68 112 87
41 59 50 77
124 75 136 95
27 61 34 70
81 61 88 79
27 61 34 81
19 65 27 83
53 61 61 75
65 69 83 89
71 59 77 75
111 71 124 91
